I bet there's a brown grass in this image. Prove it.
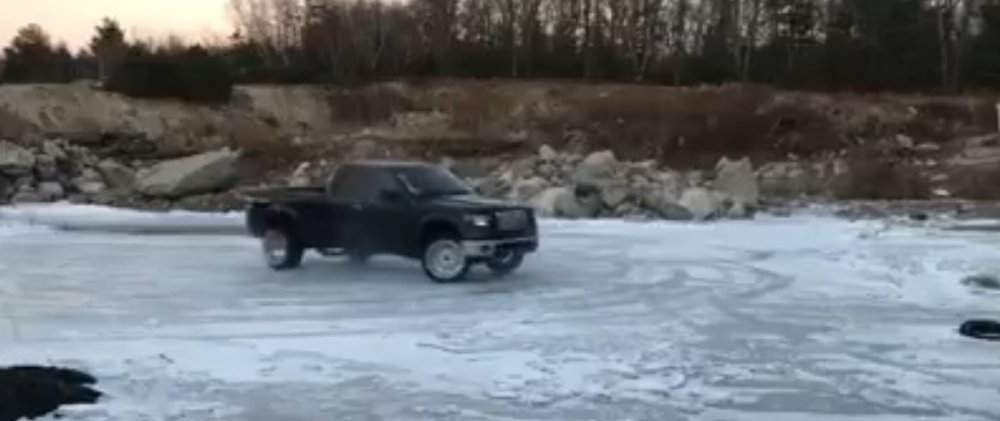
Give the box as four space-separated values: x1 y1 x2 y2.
832 150 931 200
943 165 1000 200
224 115 305 169
521 83 842 169
220 79 1000 182
325 83 421 124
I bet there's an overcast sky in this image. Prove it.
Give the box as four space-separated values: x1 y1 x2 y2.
0 0 233 51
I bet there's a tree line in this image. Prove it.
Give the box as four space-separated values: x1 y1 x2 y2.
3 0 1000 103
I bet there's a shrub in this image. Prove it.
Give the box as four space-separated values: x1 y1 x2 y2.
325 83 419 123
105 44 235 104
833 151 931 200
944 166 1000 200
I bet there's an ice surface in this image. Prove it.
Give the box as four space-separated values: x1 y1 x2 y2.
0 202 245 234
0 205 999 420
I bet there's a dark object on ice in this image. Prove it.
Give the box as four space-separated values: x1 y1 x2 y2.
908 212 929 221
0 365 102 421
242 160 540 283
960 274 1000 290
958 319 1000 341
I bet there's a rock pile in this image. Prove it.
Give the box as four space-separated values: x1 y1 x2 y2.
0 139 118 204
0 139 242 207
472 145 762 221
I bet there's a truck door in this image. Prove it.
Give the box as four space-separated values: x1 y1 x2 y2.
362 170 420 257
324 165 367 249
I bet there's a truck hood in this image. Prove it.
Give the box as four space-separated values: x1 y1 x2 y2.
422 194 527 210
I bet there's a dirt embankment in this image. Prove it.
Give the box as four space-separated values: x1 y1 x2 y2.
2 79 1000 211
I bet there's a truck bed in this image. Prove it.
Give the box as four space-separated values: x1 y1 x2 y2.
239 186 328 203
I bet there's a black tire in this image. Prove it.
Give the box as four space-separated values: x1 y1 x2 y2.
485 249 525 277
421 234 471 283
261 226 304 270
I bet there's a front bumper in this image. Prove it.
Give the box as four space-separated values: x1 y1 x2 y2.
462 237 538 258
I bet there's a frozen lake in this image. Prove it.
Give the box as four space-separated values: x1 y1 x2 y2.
1 204 999 420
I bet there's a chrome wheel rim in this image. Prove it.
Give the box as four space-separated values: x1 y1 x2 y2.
262 230 288 266
426 239 466 280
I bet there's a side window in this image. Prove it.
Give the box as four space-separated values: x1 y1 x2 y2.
328 167 402 202
328 166 364 198
361 169 403 203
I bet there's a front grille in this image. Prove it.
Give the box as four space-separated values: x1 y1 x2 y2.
495 209 529 231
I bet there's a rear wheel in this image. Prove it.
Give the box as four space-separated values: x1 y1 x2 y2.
485 249 525 277
262 226 304 270
421 235 470 283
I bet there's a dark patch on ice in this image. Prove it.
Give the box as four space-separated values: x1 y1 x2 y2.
0 365 102 421
960 274 1000 290
959 319 1000 341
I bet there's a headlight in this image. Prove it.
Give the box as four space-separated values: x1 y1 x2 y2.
464 214 491 228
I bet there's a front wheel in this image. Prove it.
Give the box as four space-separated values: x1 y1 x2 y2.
485 249 525 277
422 236 471 283
262 226 304 270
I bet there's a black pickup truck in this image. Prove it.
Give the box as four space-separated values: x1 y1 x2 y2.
243 160 539 282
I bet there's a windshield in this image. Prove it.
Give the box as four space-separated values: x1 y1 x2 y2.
395 165 473 197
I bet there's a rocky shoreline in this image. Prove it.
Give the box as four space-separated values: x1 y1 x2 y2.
7 136 1000 223
469 146 761 220
5 81 1000 220
0 139 245 212
0 135 776 220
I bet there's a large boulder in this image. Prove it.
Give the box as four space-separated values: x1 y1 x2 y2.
11 185 44 204
642 193 692 220
572 150 633 211
0 140 36 177
37 181 65 201
530 187 571 217
679 187 722 220
136 148 241 198
34 154 59 181
634 170 692 220
510 176 549 202
97 159 136 191
573 150 618 187
41 139 68 161
714 156 760 206
757 161 816 197
75 180 107 196
530 186 601 218
538 144 557 161
555 186 602 219
598 179 630 208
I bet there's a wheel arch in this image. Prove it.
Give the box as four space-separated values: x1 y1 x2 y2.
419 217 461 247
262 205 300 234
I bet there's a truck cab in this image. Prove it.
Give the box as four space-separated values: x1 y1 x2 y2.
244 160 539 282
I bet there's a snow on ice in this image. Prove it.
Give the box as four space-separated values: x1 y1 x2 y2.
0 203 998 420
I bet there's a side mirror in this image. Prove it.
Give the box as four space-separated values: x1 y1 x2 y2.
379 190 407 204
